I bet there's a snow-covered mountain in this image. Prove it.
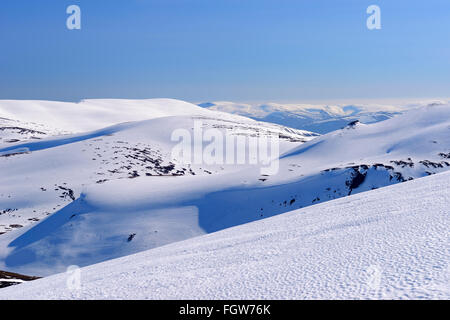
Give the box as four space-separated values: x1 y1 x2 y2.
199 100 448 134
0 170 448 299
0 101 314 222
0 99 252 133
0 99 449 280
0 99 318 275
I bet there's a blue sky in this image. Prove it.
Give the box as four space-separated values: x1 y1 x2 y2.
0 0 449 102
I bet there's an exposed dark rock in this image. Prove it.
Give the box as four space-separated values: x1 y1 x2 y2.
420 160 444 169
58 186 75 201
0 270 41 289
346 169 367 195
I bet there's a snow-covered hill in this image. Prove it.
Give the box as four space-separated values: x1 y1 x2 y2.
0 170 448 299
0 99 252 150
199 100 448 134
0 99 449 278
0 99 253 133
0 99 316 274
0 102 315 228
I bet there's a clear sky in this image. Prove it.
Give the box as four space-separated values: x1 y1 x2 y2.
1 0 449 102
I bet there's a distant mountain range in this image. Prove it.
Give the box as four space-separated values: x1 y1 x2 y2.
198 100 449 133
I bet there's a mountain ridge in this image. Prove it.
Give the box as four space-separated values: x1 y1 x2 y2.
198 100 449 134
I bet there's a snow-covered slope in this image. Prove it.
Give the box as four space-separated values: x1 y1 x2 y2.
0 100 449 278
0 99 318 276
0 118 314 274
199 100 447 134
0 117 69 147
0 171 448 299
0 99 253 133
0 99 266 151
0 99 315 221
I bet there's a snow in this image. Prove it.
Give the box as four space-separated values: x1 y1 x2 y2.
0 99 318 275
0 101 450 279
280 104 450 171
0 170 448 299
0 99 254 133
0 279 24 283
199 99 449 133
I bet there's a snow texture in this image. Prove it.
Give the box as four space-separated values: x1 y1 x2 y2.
199 100 449 133
0 170 448 299
0 99 449 293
